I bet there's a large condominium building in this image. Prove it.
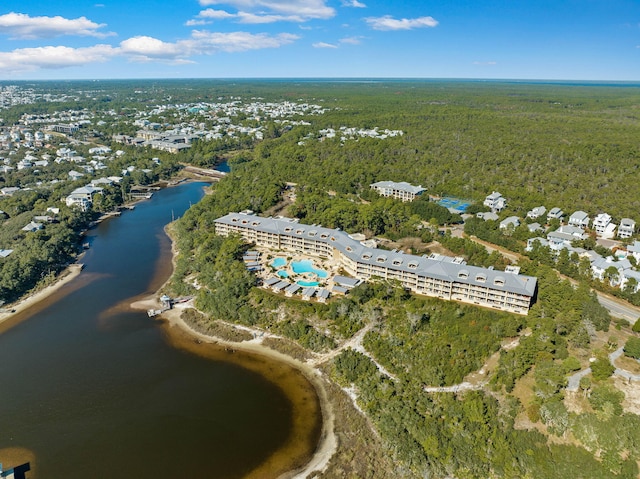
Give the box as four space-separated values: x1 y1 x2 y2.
215 212 537 315
370 181 426 202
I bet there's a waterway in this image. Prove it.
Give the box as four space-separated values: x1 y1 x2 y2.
0 181 320 478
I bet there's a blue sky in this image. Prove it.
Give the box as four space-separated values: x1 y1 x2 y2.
1 0 639 80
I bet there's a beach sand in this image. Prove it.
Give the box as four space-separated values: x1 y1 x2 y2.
0 263 84 331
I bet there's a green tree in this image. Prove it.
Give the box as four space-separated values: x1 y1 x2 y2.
623 336 640 359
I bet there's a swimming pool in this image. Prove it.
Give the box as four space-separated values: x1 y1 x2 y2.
271 257 287 268
277 270 289 278
291 259 328 278
297 280 319 287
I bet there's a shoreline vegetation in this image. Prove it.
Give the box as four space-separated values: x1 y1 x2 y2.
0 179 342 479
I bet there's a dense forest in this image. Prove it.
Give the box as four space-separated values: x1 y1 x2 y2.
5 80 640 477
160 81 640 478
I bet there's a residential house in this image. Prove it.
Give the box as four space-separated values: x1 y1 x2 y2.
68 170 85 181
22 221 44 233
547 207 564 222
499 216 521 230
618 218 636 239
546 225 587 252
592 213 616 238
591 256 632 286
568 211 590 229
621 269 640 293
16 159 33 170
628 241 640 263
476 212 499 221
0 187 20 196
526 237 549 251
527 206 546 219
527 223 544 234
483 191 507 212
65 186 103 211
370 181 426 202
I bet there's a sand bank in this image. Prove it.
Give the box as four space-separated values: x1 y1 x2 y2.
0 263 84 329
130 296 337 479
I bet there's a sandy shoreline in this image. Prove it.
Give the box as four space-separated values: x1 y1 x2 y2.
0 263 84 328
130 295 337 479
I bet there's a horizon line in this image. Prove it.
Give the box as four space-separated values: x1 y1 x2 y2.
2 77 640 84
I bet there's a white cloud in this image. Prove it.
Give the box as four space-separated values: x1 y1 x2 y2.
193 8 305 24
313 42 338 48
119 36 186 61
365 15 438 31
0 44 116 73
120 30 300 62
190 30 299 52
339 35 363 45
0 12 112 39
186 19 212 26
197 0 335 21
0 27 301 73
341 0 366 7
199 9 236 20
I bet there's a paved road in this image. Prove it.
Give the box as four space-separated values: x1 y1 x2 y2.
567 368 592 391
597 294 640 324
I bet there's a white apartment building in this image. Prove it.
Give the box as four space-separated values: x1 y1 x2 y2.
370 181 426 202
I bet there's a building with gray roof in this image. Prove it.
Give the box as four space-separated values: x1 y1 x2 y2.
215 212 537 314
370 181 425 202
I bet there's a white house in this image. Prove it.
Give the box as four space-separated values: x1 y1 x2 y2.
499 216 520 230
592 213 616 238
568 210 590 229
628 241 640 263
618 218 636 239
547 207 564 222
527 206 546 219
527 223 545 234
476 211 499 221
65 186 103 211
484 191 507 212
546 225 588 251
526 237 549 251
22 221 44 233
68 170 85 181
591 256 632 286
621 269 640 293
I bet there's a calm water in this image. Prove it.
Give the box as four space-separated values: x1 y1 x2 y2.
0 182 308 478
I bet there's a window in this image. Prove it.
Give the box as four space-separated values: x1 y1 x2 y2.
408 262 418 269
392 259 403 266
458 270 469 279
475 274 486 283
284 227 292 232
494 276 505 286
362 253 372 260
376 255 387 263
